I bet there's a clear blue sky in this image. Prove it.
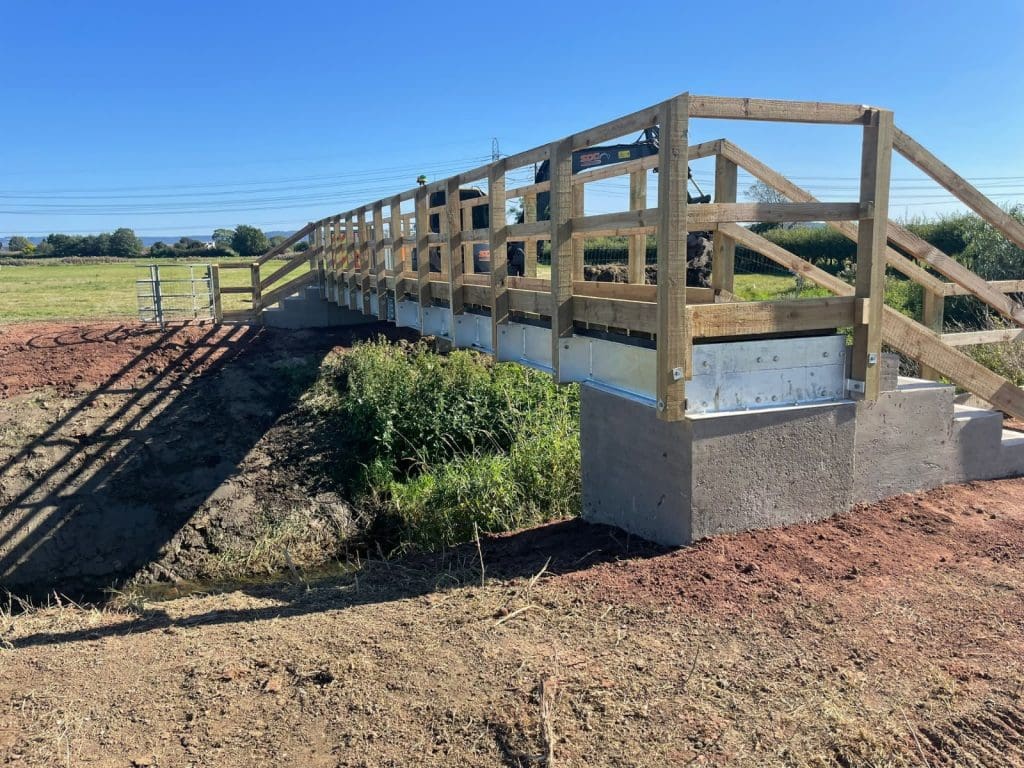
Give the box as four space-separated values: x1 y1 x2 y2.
3 0 1023 237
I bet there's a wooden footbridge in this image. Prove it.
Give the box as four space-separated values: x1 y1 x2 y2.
218 93 1024 422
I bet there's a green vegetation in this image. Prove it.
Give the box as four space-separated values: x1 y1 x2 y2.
231 225 270 257
300 341 580 551
0 256 309 322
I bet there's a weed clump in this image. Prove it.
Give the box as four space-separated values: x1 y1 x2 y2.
300 340 580 550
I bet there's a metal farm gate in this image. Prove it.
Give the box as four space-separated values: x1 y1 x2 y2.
136 264 222 327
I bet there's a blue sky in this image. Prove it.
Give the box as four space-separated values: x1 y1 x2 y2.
2 0 1023 237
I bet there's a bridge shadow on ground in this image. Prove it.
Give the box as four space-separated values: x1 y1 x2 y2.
6 518 669 650
0 321 396 602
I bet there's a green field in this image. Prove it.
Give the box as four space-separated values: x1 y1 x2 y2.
0 257 311 323
0 259 817 324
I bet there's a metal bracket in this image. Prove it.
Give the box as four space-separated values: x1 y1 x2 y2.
845 378 866 394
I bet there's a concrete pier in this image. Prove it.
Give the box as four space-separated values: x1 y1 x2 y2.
581 377 1024 546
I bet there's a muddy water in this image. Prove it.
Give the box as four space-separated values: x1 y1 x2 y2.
132 560 360 602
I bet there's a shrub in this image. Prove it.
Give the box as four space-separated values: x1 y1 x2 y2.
300 340 580 551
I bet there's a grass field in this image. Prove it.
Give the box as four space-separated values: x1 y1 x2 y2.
0 257 310 323
0 259 817 324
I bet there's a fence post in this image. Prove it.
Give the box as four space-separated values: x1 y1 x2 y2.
447 177 465 326
628 170 648 284
656 94 690 421
489 160 509 353
373 202 386 318
249 262 262 322
549 138 574 380
209 264 223 323
415 186 430 329
523 192 538 277
358 208 371 315
852 108 895 400
711 152 737 294
345 213 355 310
920 288 945 380
390 196 404 299
572 182 585 279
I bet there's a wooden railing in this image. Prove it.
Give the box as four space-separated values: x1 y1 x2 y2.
217 93 1024 421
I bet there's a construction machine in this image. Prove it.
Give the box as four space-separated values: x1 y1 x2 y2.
416 127 713 285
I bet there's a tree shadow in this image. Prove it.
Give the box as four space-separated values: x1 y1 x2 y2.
0 321 394 601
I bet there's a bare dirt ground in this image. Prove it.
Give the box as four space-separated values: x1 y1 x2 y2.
1 321 1023 767
0 321 413 598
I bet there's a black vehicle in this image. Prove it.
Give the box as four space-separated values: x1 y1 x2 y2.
413 127 713 284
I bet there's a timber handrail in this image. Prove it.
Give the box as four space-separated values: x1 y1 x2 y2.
720 223 1024 420
258 270 317 310
721 139 1024 327
255 222 316 265
225 92 1024 422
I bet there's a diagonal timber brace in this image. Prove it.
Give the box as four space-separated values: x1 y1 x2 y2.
720 223 1024 421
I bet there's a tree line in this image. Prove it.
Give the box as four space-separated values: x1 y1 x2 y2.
1 224 304 258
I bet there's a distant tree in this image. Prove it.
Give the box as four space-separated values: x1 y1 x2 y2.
149 241 175 258
212 228 235 248
268 234 287 249
177 236 206 250
746 180 788 205
34 239 53 256
46 233 85 258
231 225 269 257
109 228 143 258
7 235 33 253
746 181 791 231
294 240 310 252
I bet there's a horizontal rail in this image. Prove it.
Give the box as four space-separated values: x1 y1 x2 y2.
689 96 873 125
942 329 1024 347
943 280 1024 297
219 286 252 295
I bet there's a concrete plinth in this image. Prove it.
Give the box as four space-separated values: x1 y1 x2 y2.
581 377 1024 547
581 385 856 545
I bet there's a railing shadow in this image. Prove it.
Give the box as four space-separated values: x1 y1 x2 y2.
0 322 349 600
6 518 668 650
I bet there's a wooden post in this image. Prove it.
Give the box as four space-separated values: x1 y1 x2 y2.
489 160 508 353
390 196 404 297
460 201 474 275
345 213 355 310
523 192 538 277
852 108 895 400
373 202 386 318
572 183 585 278
550 138 574 379
447 177 465 318
209 264 223 323
415 186 430 326
628 170 648 284
249 262 262 320
358 208 371 315
711 154 737 293
656 94 690 421
332 215 342 302
920 288 945 380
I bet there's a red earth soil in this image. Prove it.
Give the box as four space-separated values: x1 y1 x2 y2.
0 321 242 398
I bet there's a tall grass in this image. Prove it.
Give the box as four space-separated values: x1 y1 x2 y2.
300 340 580 551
